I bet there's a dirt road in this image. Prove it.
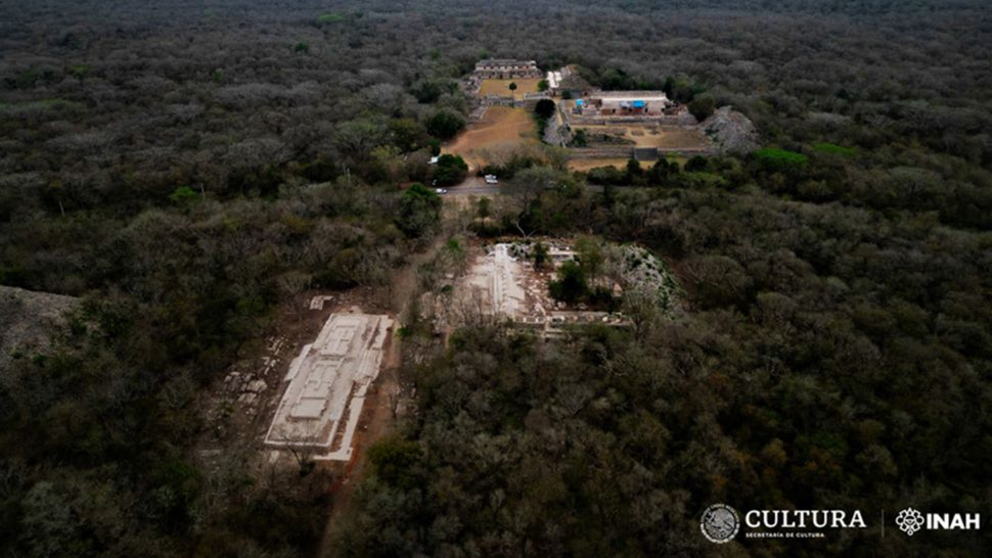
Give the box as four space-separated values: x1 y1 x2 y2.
448 175 499 197
316 235 451 557
315 323 400 558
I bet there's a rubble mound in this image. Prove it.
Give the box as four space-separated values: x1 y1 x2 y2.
616 245 682 313
702 106 760 154
0 286 79 370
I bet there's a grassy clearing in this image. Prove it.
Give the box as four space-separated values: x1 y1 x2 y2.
478 78 543 100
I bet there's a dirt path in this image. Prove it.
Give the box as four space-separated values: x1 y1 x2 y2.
316 327 401 558
316 236 449 558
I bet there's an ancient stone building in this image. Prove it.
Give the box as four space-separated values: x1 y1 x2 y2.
474 58 542 79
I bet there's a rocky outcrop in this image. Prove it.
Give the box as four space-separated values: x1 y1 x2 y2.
543 107 572 147
0 286 79 370
701 106 760 154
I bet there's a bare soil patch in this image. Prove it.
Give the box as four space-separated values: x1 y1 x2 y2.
446 106 539 170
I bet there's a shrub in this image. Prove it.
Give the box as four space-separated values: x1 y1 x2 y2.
688 95 716 121
426 110 465 140
753 147 809 170
433 154 468 186
535 99 557 120
168 186 197 203
813 142 857 156
316 12 346 24
549 261 588 303
397 183 441 238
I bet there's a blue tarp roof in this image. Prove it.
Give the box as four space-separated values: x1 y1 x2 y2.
576 99 584 106
632 100 646 108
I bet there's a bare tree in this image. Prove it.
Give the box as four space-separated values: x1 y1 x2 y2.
276 270 312 318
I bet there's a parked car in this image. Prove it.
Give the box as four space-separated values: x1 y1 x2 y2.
484 174 499 185
435 188 448 194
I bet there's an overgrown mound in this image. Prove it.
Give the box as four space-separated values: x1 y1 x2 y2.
702 106 759 154
615 244 682 314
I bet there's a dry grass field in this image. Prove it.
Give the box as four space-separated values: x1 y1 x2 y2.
567 156 689 172
478 78 543 99
446 106 539 170
567 158 646 172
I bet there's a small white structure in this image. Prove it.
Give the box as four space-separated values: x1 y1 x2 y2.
585 91 672 116
484 174 499 185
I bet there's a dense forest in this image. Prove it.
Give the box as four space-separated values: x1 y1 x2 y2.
0 0 990 556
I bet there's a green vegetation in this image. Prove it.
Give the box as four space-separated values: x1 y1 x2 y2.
547 237 619 309
570 128 587 147
0 0 990 556
534 98 557 138
548 260 588 302
753 147 810 169
367 436 423 491
411 80 454 104
684 155 708 172
425 109 465 140
688 94 716 121
813 142 858 156
316 12 346 24
397 183 442 238
532 241 549 270
68 65 91 79
167 185 198 203
432 154 468 186
586 155 681 187
534 98 557 120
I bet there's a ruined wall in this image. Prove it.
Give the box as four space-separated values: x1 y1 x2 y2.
567 113 698 127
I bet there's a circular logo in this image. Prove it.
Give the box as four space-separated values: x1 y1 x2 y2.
701 504 740 544
895 508 925 536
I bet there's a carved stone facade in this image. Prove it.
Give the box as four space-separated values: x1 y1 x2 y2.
474 58 542 79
